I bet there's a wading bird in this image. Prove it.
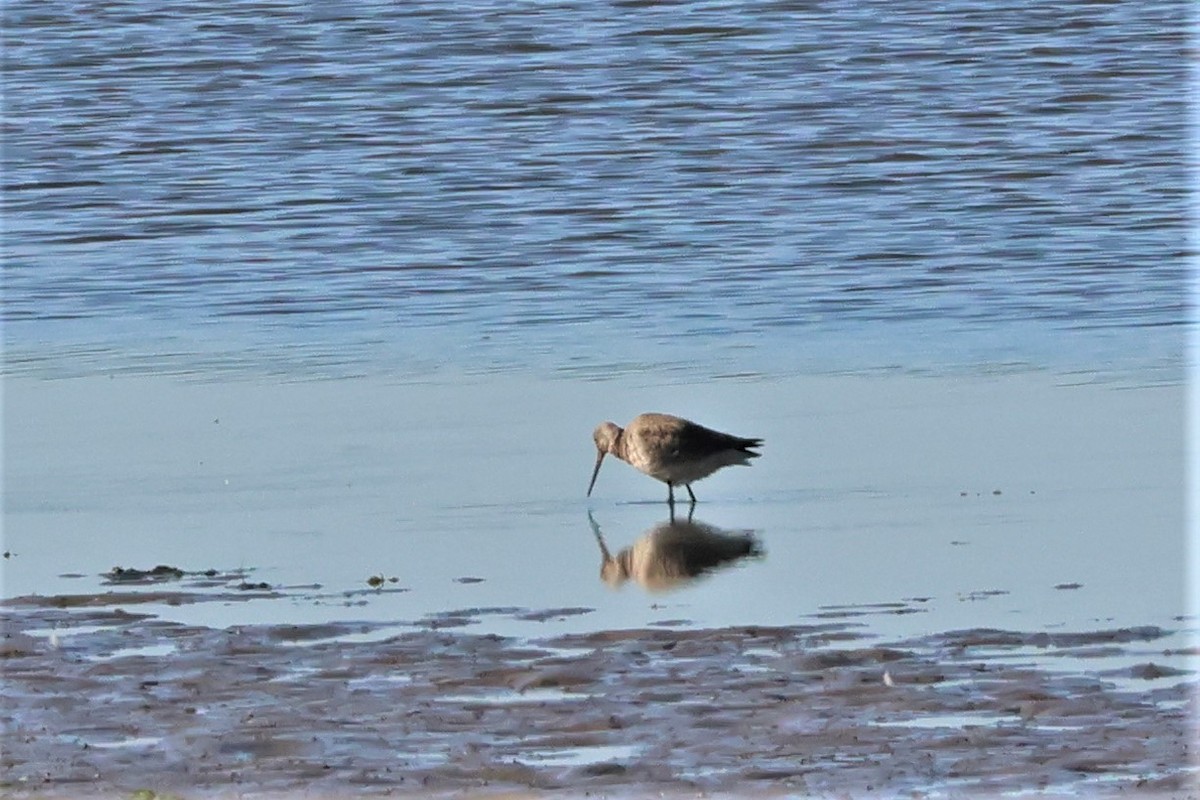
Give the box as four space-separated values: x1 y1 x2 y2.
587 413 762 505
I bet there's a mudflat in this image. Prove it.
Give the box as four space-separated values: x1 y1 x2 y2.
2 591 1195 798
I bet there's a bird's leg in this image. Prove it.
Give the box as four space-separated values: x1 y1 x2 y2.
685 484 697 504
667 483 676 506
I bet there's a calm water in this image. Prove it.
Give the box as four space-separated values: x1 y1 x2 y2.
4 371 1189 643
3 0 1191 377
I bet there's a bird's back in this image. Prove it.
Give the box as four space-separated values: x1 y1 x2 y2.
624 413 761 484
629 413 760 453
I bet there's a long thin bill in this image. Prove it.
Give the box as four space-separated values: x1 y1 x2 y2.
586 451 605 497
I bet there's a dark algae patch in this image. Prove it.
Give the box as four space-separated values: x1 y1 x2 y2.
104 564 186 584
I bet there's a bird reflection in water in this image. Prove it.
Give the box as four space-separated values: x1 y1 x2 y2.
588 511 763 592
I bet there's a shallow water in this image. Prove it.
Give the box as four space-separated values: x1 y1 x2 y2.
4 370 1187 646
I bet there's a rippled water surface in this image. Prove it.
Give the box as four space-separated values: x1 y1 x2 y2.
4 0 1190 376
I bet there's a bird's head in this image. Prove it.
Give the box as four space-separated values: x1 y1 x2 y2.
592 421 621 454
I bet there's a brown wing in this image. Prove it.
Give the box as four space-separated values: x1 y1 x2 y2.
635 414 762 462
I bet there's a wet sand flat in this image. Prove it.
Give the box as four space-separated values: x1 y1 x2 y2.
2 595 1196 799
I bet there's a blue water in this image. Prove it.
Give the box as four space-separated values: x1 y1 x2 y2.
3 0 1191 378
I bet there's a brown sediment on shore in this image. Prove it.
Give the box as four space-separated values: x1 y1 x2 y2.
1 597 1196 799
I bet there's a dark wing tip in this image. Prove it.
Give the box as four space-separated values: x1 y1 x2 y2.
739 437 763 453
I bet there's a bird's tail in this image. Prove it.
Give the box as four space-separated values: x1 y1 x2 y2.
736 437 763 455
